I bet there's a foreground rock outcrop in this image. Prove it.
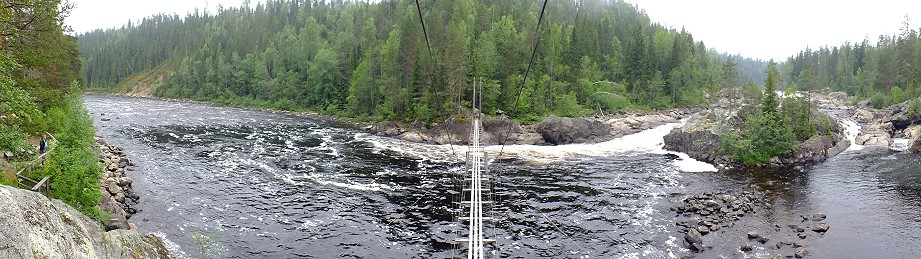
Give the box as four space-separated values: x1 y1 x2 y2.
0 185 169 258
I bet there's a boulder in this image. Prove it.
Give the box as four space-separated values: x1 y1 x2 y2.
812 223 830 233
811 213 826 221
662 116 722 163
684 228 703 248
0 185 169 258
909 127 921 153
747 231 760 239
853 108 877 123
795 247 807 258
107 182 124 195
118 177 133 187
535 116 610 145
697 226 710 234
106 216 130 231
398 132 425 143
740 243 753 252
114 192 126 203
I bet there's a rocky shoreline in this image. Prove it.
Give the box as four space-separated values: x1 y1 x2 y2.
95 137 141 231
371 108 696 145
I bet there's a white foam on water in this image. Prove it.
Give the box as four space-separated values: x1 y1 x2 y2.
891 138 910 152
303 173 392 192
841 118 864 151
356 119 717 172
150 231 189 259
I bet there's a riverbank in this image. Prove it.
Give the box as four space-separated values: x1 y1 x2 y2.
96 137 142 231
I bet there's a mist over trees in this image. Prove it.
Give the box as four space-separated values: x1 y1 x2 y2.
78 0 766 122
782 16 921 108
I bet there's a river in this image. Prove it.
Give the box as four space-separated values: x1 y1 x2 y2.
84 94 921 258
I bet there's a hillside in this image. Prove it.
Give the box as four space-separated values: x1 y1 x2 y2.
78 0 765 122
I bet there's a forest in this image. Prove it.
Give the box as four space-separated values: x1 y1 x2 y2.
77 0 767 122
2 0 103 218
782 16 921 110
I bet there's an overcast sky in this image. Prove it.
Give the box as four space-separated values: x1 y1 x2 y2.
66 0 920 61
625 0 921 61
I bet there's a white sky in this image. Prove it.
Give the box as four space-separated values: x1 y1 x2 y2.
66 0 921 61
626 0 921 61
65 0 251 34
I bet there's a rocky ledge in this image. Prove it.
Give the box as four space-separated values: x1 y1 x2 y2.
0 185 169 258
371 108 694 145
95 137 141 231
850 102 921 151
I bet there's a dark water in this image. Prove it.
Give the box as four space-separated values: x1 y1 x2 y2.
84 94 921 258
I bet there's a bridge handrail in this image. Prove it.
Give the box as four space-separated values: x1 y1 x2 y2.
14 132 57 197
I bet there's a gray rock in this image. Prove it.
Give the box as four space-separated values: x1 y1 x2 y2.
535 116 610 145
811 213 826 221
107 216 130 231
685 228 703 247
740 243 753 252
101 116 111 121
108 182 123 195
118 177 133 187
757 236 770 244
795 247 807 258
812 223 830 233
697 226 710 234
909 127 921 153
0 185 169 258
747 231 760 239
114 192 126 203
398 132 425 142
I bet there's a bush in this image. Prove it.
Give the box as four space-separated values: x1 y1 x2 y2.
41 92 103 217
719 111 796 165
780 96 816 141
869 92 888 109
908 98 921 120
0 124 28 157
553 94 589 117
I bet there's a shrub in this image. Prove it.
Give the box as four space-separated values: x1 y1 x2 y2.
908 98 921 120
41 92 102 217
719 111 796 165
